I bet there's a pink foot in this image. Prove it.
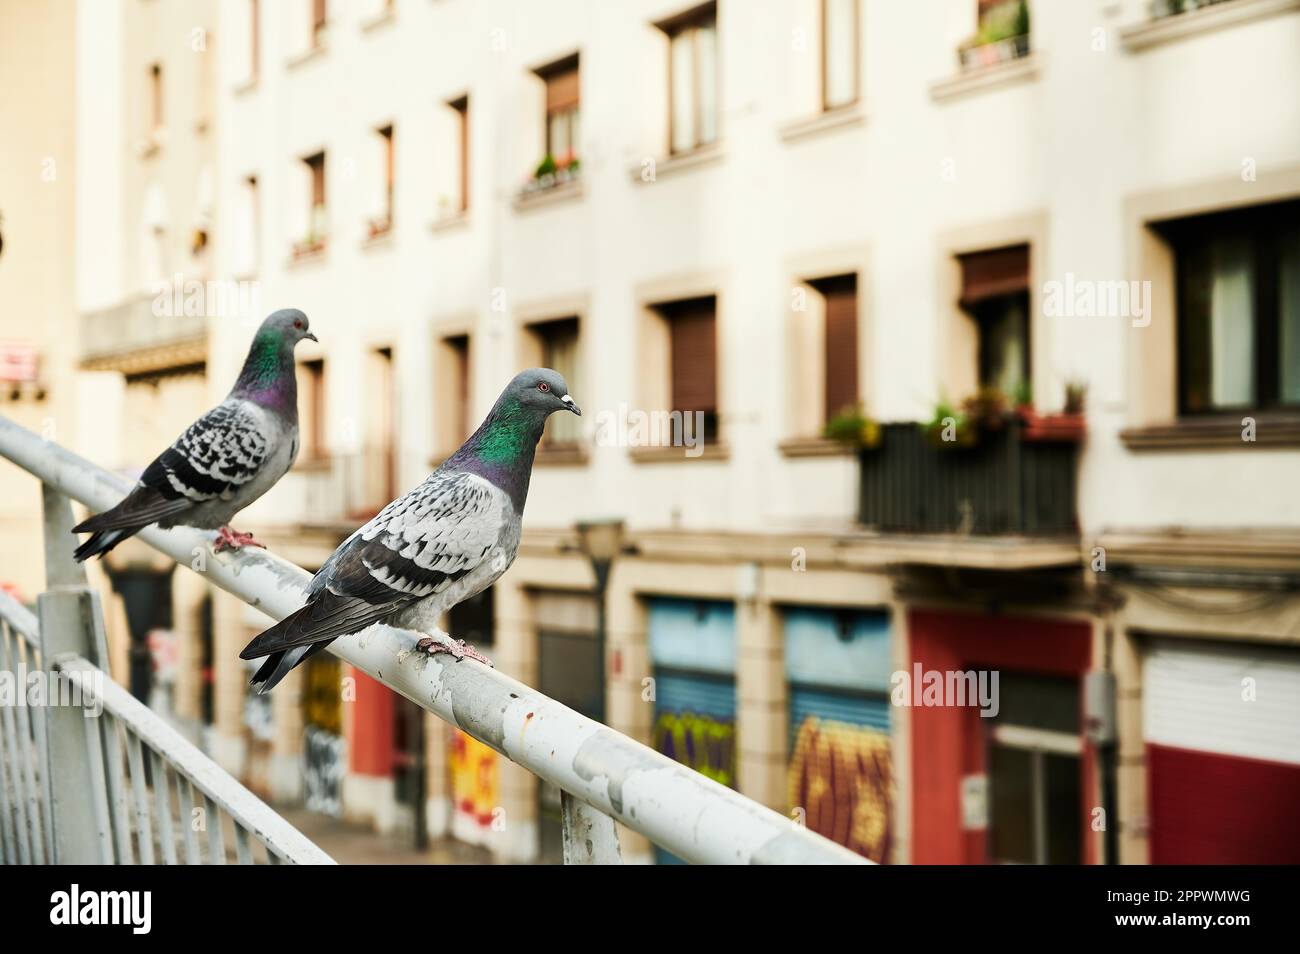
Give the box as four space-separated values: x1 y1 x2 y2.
214 526 266 553
416 636 493 667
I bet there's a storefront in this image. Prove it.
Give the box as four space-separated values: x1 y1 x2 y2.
648 597 736 864
784 606 893 862
908 608 1094 864
1143 637 1300 863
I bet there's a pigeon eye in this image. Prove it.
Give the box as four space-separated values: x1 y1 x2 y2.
293 319 304 330
537 382 551 393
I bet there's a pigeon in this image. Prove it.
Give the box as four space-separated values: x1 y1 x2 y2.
239 367 581 693
72 309 317 561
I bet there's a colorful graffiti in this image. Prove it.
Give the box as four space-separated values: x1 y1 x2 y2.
653 710 736 788
788 717 892 862
449 728 499 834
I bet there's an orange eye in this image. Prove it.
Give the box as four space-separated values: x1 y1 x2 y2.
537 382 550 392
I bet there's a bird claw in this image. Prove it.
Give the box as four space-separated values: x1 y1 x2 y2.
416 636 493 667
214 527 266 553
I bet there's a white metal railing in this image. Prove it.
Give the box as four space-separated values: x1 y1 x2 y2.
0 516 333 864
0 415 868 865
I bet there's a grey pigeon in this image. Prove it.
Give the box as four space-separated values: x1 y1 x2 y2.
72 309 317 561
239 368 581 693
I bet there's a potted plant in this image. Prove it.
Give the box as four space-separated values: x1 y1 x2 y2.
924 399 978 449
1021 379 1087 443
824 403 881 449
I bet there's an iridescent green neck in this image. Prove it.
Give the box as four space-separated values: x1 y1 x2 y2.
233 328 295 412
452 395 544 508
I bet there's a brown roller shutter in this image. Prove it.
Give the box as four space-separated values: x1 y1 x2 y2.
666 297 717 415
545 65 580 112
958 244 1029 308
812 274 859 421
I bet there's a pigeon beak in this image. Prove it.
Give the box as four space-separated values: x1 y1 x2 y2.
561 394 581 416
304 332 319 343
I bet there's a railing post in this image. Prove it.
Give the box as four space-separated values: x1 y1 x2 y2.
37 483 115 863
561 790 624 865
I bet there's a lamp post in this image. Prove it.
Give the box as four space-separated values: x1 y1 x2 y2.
573 517 625 724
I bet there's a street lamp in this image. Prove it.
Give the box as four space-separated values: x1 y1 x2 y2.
573 517 626 725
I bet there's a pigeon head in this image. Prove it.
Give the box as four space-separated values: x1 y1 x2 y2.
234 308 317 409
502 368 582 420
452 369 581 504
261 308 318 346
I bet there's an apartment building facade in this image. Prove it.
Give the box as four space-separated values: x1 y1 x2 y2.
13 0 1294 864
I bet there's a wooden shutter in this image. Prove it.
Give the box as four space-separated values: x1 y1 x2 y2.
958 244 1029 308
667 298 717 414
545 65 579 113
814 274 859 420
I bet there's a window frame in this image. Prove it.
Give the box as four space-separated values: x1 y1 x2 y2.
1163 200 1300 416
662 3 719 155
821 0 860 112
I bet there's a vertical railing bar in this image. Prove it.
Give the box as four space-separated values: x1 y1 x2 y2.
178 774 201 864
0 621 41 868
234 823 254 865
203 794 226 864
148 747 178 864
0 711 15 865
0 630 32 865
77 668 117 863
13 625 52 864
125 732 155 864
101 713 134 864
28 639 53 863
267 848 284 865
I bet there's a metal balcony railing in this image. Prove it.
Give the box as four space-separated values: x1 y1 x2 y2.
857 420 1080 536
0 415 867 865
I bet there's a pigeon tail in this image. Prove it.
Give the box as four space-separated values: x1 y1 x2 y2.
249 642 331 694
73 527 140 562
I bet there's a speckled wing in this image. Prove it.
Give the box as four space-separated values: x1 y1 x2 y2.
140 400 271 506
73 399 270 535
239 470 506 659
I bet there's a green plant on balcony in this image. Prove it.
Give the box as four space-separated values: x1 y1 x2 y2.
958 0 1030 69
823 403 881 449
924 399 978 449
521 150 582 197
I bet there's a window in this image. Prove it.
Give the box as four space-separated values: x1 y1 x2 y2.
809 274 859 425
148 63 163 133
366 347 397 509
961 0 1030 70
1159 200 1300 413
958 244 1030 396
312 0 328 48
661 4 718 154
449 96 469 213
368 125 394 237
530 318 581 447
435 334 472 456
661 296 719 441
293 152 327 257
822 0 858 110
300 358 326 460
235 174 259 275
539 56 580 166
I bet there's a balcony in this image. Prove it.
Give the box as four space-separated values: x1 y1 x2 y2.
79 294 207 373
293 450 398 529
857 419 1080 537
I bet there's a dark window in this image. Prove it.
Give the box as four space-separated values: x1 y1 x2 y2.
809 274 859 422
539 56 580 163
662 296 719 441
533 318 581 447
1158 200 1300 414
959 244 1031 395
449 96 469 212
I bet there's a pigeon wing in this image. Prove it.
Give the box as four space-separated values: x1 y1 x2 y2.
73 400 271 533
